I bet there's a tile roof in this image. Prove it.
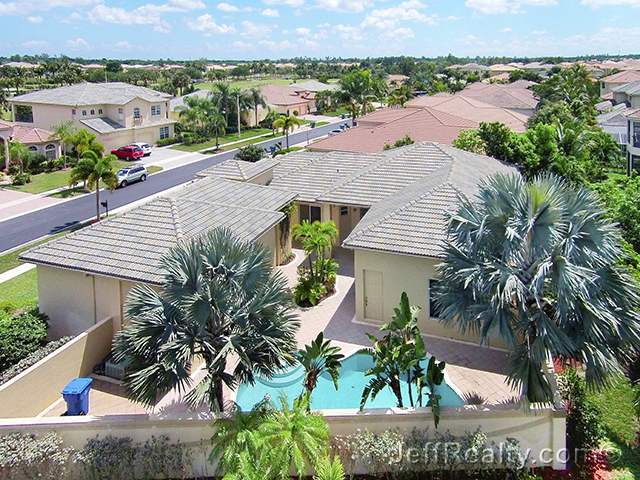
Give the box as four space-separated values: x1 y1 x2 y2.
290 80 338 92
196 157 279 182
21 178 295 284
406 95 529 132
457 83 538 110
80 117 126 134
0 120 55 144
342 144 518 258
612 80 640 96
309 108 478 153
261 84 313 107
10 82 171 107
601 70 640 84
597 106 633 126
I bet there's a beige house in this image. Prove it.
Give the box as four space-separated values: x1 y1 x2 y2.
0 119 61 169
600 70 640 96
9 82 176 152
21 176 296 339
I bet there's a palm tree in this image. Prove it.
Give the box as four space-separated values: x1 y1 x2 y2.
48 120 76 169
314 456 345 480
211 82 233 125
9 142 30 175
297 332 344 401
337 70 387 122
258 395 330 478
112 228 300 412
68 151 118 222
435 173 640 404
70 129 105 161
292 220 338 284
247 86 267 127
273 114 301 149
231 86 251 139
210 112 227 150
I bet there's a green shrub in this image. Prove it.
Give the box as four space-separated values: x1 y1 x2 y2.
559 367 605 459
11 173 31 186
0 336 74 386
294 266 326 307
0 431 72 480
156 136 182 147
0 309 48 372
234 144 266 162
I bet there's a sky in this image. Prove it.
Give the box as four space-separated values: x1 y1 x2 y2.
0 0 639 60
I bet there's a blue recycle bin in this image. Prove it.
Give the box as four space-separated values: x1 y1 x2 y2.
61 378 93 415
310 122 316 128
341 113 346 119
340 124 346 130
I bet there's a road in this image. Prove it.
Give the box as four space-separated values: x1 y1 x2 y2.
0 121 348 254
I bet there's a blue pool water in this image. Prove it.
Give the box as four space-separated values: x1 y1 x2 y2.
235 353 464 411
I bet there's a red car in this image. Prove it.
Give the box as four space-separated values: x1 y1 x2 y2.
111 145 144 161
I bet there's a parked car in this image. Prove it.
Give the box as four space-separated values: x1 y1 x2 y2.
111 145 144 161
327 129 342 136
116 165 148 187
129 142 152 156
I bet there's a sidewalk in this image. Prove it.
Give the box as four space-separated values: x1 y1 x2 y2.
0 263 36 285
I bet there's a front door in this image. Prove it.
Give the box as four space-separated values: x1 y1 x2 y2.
364 270 383 322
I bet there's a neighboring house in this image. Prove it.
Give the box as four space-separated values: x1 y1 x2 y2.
290 80 338 93
625 107 640 172
20 176 297 338
308 107 478 153
600 70 640 96
597 104 632 148
0 119 61 169
9 82 176 152
168 89 211 121
406 94 530 132
612 80 640 108
453 63 489 74
454 81 539 116
386 74 409 88
261 84 315 116
265 142 516 342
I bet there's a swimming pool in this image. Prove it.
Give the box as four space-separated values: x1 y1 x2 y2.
235 352 464 410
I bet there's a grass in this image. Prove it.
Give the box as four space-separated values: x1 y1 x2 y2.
195 78 292 91
323 108 350 117
587 379 640 479
169 128 274 152
7 161 162 195
0 268 38 306
314 121 330 127
0 229 80 274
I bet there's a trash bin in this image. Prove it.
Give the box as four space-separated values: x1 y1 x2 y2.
340 124 346 130
269 145 277 154
341 113 345 119
310 122 316 128
61 378 93 416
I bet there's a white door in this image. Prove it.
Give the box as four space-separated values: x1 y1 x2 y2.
364 270 383 322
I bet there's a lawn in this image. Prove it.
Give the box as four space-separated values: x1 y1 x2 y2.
314 121 330 127
0 268 38 307
195 78 291 91
169 128 275 152
588 379 640 479
323 108 350 117
7 161 162 195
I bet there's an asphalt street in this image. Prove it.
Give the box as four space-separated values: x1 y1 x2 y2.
0 121 347 254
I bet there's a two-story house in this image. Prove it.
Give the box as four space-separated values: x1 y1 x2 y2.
9 83 176 152
625 107 640 172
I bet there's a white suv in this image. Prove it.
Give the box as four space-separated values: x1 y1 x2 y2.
116 165 148 187
129 142 152 156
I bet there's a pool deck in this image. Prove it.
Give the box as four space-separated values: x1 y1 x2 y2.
42 247 517 418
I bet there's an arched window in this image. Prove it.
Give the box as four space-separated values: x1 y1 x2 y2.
28 146 38 152
98 108 103 115
134 107 141 119
82 110 87 116
45 144 56 161
90 109 95 115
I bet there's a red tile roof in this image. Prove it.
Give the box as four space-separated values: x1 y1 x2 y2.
309 108 478 153
261 84 314 107
0 119 55 145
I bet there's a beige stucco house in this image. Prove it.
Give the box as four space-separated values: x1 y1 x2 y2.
21 176 296 339
9 82 176 152
0 119 61 169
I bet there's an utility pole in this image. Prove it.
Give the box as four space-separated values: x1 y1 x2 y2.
236 93 241 139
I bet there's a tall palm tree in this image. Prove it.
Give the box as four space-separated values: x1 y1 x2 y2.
273 114 301 149
48 120 76 169
297 332 344 401
71 129 105 161
258 395 330 479
9 142 30 175
211 82 233 125
210 112 227 150
247 86 267 127
112 228 300 412
435 173 640 404
337 70 387 122
68 151 118 222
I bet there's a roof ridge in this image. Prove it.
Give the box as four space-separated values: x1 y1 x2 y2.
173 196 288 214
169 198 185 242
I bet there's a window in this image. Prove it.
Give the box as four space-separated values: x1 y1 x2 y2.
98 108 103 115
299 204 321 224
134 107 141 119
359 207 369 219
15 105 33 123
45 144 56 161
633 122 640 148
28 146 38 152
118 108 124 121
429 279 441 319
340 206 349 216
151 105 161 116
82 110 87 116
159 126 170 140
310 206 321 223
90 109 95 115
71 109 77 120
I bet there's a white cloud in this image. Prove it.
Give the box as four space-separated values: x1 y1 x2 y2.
292 8 302 15
380 27 414 41
455 33 487 47
26 15 43 23
241 20 276 38
67 37 90 50
332 24 367 42
500 26 512 32
581 0 640 6
217 2 239 11
186 14 236 35
361 3 439 30
263 0 305 6
258 39 295 49
261 7 280 16
314 0 372 12
465 0 557 14
0 0 100 16
115 40 133 49
399 0 426 7
295 27 310 35
22 39 48 47
531 29 546 34
233 40 253 48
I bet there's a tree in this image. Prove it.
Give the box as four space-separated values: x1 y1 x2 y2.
70 129 105 161
112 228 300 412
69 151 118 221
273 115 301 149
452 129 484 154
48 120 76 169
292 220 338 285
210 112 227 150
247 86 267 127
9 142 31 175
172 72 191 96
296 332 344 401
336 70 387 122
435 173 640 404
211 82 233 125
234 144 265 163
